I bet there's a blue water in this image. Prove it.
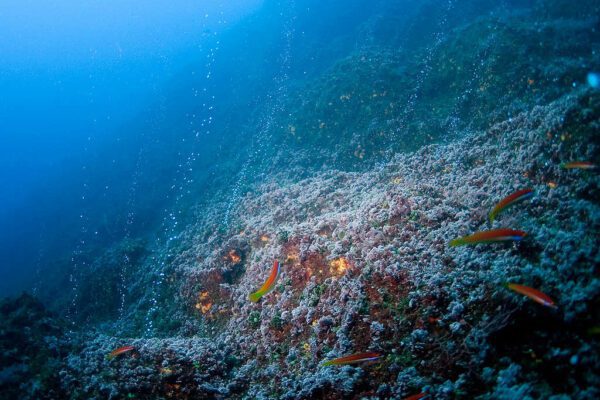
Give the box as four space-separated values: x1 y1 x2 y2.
0 0 261 295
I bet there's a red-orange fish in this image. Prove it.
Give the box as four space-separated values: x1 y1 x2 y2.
450 229 526 247
321 352 382 367
249 260 280 303
507 283 557 309
561 161 596 170
489 188 534 222
107 345 135 360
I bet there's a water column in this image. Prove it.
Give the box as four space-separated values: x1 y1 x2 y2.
223 0 297 230
65 136 94 328
117 142 145 319
394 0 456 136
143 13 223 337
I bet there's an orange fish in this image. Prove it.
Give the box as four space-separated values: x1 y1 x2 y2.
489 188 534 222
561 161 596 170
321 352 382 367
507 283 557 309
107 345 135 360
249 260 280 302
450 229 526 247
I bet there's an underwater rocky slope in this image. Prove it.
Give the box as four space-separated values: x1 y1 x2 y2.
3 88 598 399
2 0 599 399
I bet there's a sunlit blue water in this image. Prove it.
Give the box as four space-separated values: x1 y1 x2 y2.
0 0 262 295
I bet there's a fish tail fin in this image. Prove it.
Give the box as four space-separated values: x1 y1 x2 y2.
320 360 334 367
449 238 465 247
248 292 261 303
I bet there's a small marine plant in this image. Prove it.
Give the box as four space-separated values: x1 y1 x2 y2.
277 230 289 244
309 284 326 307
270 312 283 330
409 210 419 222
248 311 261 329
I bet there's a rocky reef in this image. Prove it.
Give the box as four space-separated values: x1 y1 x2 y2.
161 89 597 399
0 294 68 399
2 0 599 398
3 88 595 399
270 0 599 170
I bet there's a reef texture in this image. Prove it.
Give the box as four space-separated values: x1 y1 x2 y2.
2 1 599 399
5 88 596 399
0 294 68 399
273 0 599 170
